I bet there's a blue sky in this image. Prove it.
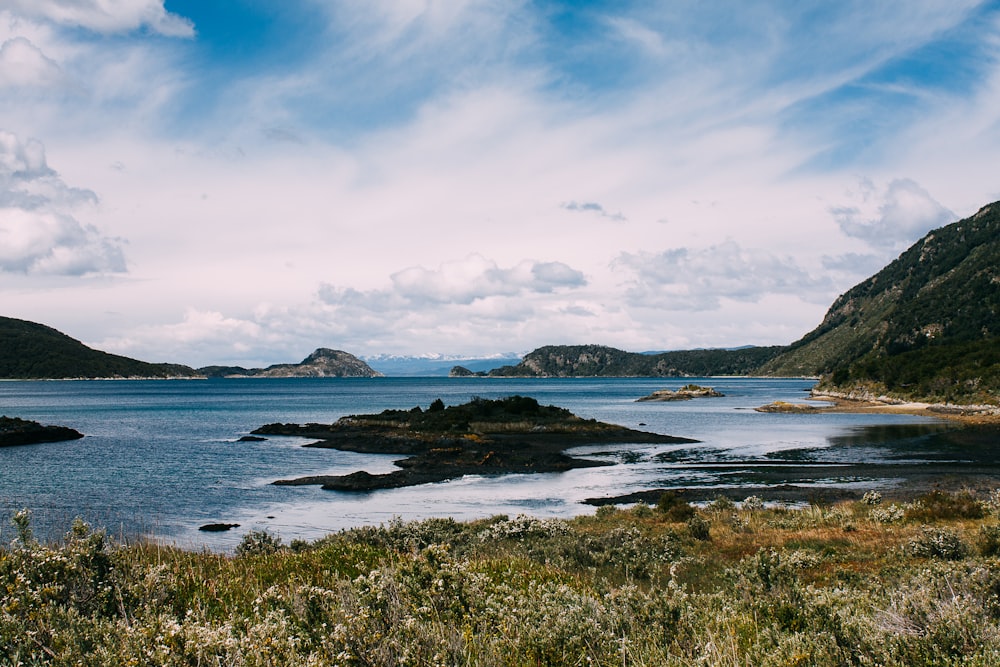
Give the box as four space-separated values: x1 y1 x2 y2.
2 1 999 366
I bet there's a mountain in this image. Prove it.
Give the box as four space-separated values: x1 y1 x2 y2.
363 353 522 377
485 344 785 377
199 348 382 378
760 201 1000 404
0 316 199 379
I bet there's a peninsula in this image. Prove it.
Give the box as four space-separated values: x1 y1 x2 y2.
257 395 695 491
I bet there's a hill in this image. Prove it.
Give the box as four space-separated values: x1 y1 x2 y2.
199 348 382 378
761 201 1000 404
0 316 199 379
485 344 785 377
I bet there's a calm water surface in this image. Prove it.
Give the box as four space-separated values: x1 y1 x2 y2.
0 377 964 550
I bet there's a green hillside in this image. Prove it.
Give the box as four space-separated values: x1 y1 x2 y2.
488 344 785 377
761 201 1000 404
0 316 199 379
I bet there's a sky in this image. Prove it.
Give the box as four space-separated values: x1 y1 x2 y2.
2 0 1000 368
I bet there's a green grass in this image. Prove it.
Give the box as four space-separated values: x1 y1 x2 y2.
4 492 1000 665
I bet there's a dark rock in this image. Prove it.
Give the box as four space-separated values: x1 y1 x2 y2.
637 385 725 402
267 396 696 492
0 416 84 447
198 523 240 532
237 435 267 442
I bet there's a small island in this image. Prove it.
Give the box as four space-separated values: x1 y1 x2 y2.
754 401 821 413
636 384 724 402
0 416 84 447
257 395 696 491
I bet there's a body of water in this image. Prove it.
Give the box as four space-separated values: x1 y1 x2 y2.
0 377 975 550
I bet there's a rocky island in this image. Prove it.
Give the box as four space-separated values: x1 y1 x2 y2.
0 416 84 447
199 348 382 378
256 395 696 491
636 384 724 401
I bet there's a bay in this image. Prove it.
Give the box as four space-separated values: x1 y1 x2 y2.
0 377 960 551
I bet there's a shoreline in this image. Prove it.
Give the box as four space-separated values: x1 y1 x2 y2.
807 392 1000 425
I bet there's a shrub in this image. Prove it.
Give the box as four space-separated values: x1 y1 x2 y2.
862 490 883 506
595 504 618 519
906 490 985 521
978 523 1000 557
708 496 735 513
687 515 711 541
630 502 653 518
908 527 970 560
235 530 283 557
870 504 905 524
657 492 696 522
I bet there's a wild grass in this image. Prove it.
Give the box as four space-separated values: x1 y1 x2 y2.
3 491 1000 665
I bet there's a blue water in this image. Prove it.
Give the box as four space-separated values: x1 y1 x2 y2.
0 377 952 550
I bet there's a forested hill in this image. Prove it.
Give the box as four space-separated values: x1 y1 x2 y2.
486 344 785 377
759 201 1000 404
0 316 199 379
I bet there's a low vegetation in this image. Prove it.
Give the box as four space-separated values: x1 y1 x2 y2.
5 488 1000 665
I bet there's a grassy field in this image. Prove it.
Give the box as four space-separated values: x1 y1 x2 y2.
3 489 1000 665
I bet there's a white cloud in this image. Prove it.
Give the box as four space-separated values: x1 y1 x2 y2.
0 130 125 275
0 37 63 88
4 0 194 37
562 200 626 222
389 255 585 304
613 241 832 311
316 255 587 307
831 178 955 251
0 208 125 274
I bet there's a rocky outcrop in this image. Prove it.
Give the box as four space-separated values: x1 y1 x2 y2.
754 401 820 413
0 416 84 447
261 395 696 491
636 385 724 402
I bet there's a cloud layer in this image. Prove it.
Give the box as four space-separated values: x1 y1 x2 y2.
1 1 999 366
0 132 125 275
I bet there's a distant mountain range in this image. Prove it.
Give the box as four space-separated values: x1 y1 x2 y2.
2 200 997 404
363 353 522 377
